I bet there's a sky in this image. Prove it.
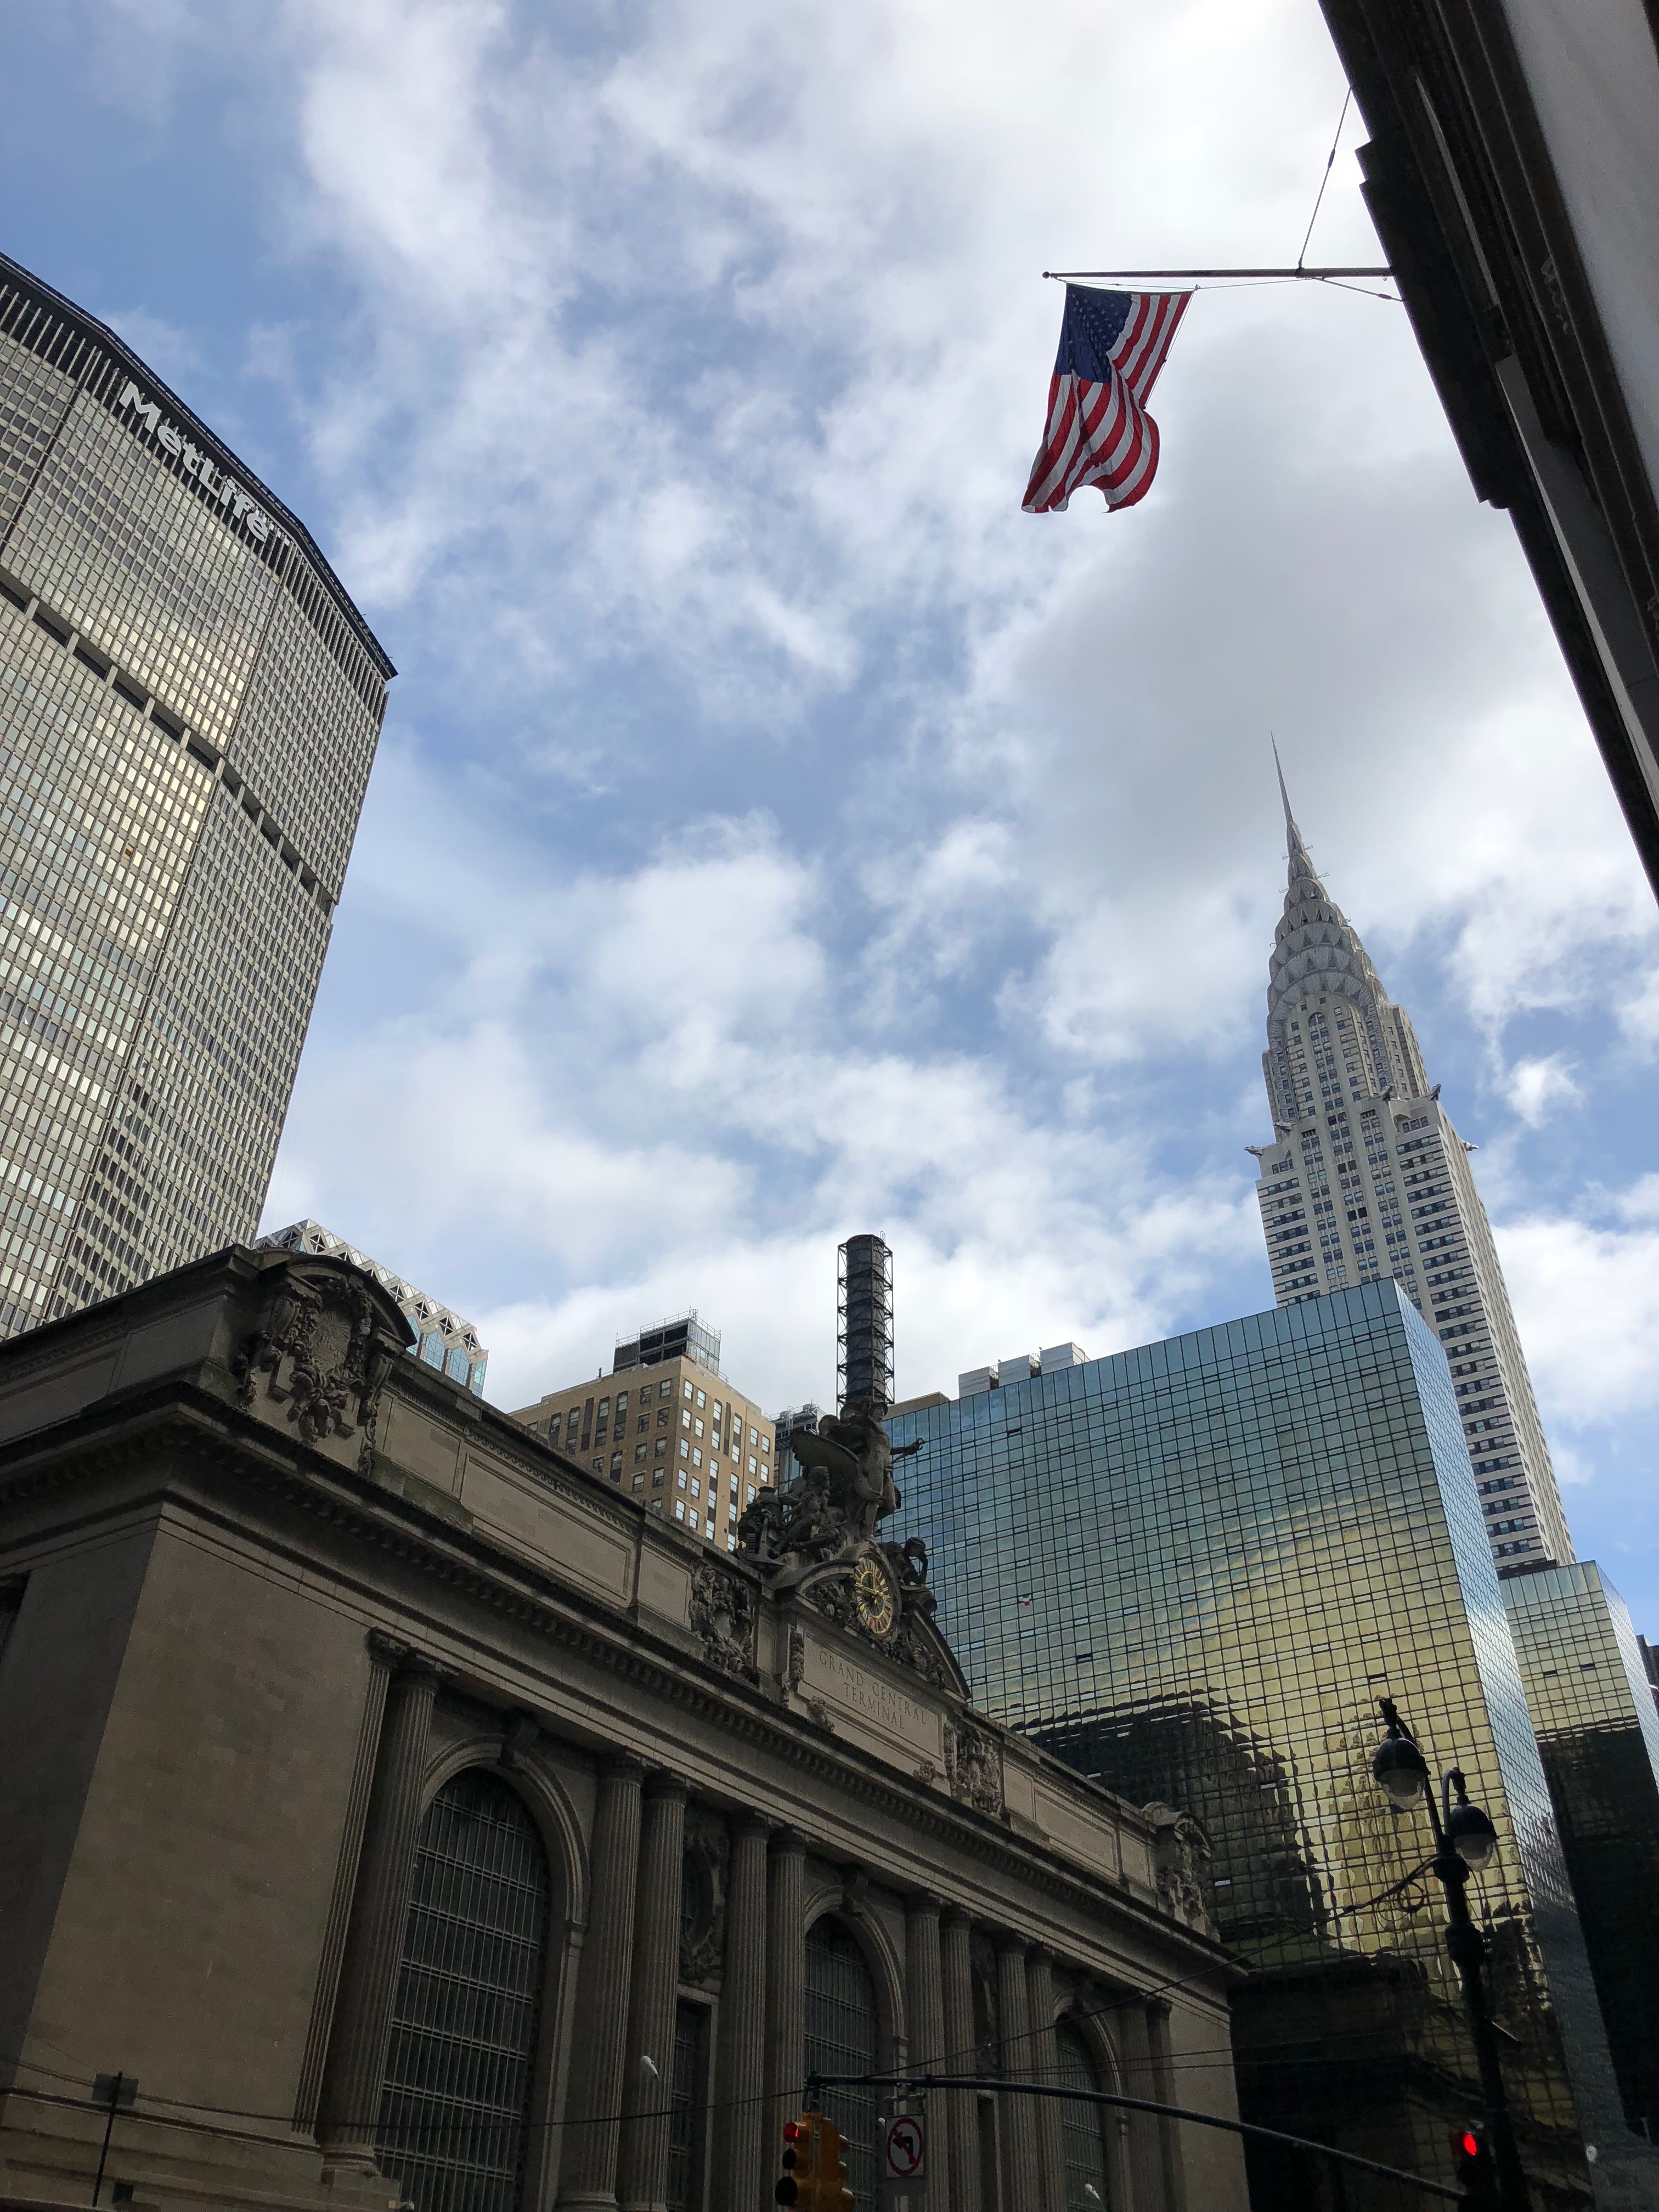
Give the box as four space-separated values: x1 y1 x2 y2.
6 0 1658 1627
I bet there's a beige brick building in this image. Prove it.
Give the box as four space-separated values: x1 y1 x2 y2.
512 1312 774 1551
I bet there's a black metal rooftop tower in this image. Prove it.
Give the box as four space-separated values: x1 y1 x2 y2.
837 1234 894 1414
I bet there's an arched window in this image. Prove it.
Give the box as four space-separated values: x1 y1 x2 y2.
804 1918 879 2211
1056 2021 1110 2209
376 1771 551 2212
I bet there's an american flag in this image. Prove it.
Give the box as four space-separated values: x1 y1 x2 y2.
1023 284 1190 514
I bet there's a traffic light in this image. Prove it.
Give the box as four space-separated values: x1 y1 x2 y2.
775 2119 802 2207
1451 2120 1498 2207
774 2114 854 2209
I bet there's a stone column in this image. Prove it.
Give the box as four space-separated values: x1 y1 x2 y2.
1118 2000 1163 2210
318 1652 440 2162
939 1910 980 2212
763 1831 806 2154
558 1756 645 2210
1146 1999 1188 2212
905 1898 947 2199
1025 1949 1064 2211
714 1816 769 2212
617 1775 688 2212
996 1936 1041 2211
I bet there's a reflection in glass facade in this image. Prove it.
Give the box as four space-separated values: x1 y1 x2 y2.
1504 1564 1659 2140
888 1283 1632 2206
0 253 392 1340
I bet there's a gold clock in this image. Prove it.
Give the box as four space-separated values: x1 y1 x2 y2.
852 1555 896 1640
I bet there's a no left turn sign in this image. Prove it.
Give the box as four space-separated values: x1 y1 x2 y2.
883 2115 925 2179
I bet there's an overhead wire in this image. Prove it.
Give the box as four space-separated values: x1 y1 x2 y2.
0 1860 1469 2147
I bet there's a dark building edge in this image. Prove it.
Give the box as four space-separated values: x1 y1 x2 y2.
1313 0 1659 905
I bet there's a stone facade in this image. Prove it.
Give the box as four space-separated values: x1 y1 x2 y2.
0 1248 1246 2212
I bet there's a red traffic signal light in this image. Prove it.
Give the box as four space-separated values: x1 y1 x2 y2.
1450 2120 1497 2206
775 2119 802 2206
775 2114 853 2210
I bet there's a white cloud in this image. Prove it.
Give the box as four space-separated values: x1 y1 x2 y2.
1496 1203 1659 1430
1503 1054 1582 1127
70 0 1658 1598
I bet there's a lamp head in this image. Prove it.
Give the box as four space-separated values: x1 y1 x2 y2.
1372 1701 1429 1809
1446 1771 1498 1870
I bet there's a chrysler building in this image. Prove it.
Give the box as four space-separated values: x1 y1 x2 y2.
1251 772 1571 1570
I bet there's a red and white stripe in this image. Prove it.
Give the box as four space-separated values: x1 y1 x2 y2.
1022 291 1189 515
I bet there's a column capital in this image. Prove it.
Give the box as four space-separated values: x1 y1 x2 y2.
732 1809 772 1840
1145 1993 1173 2021
598 1749 647 1784
940 1903 973 1933
365 1627 409 1667
994 1929 1029 1961
905 1891 945 1922
643 1769 691 1804
768 1826 808 1860
363 1633 449 1690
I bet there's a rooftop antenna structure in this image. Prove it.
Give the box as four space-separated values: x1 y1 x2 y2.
837 1235 894 1415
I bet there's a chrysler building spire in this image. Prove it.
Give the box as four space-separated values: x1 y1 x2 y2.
1250 773 1571 1572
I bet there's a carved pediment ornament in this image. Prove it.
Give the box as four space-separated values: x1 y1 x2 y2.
1144 1801 1216 1936
231 1263 402 1449
944 1716 1005 1818
689 1560 759 1683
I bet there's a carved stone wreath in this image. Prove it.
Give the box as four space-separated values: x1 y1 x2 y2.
689 1561 758 1681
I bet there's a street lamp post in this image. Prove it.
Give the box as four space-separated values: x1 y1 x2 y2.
1370 1698 1529 2211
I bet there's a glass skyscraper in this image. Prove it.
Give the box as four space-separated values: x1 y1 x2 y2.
888 1283 1638 2207
0 253 392 1337
1503 1563 1659 2142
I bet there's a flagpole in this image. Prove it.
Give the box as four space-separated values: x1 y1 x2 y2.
1042 267 1391 280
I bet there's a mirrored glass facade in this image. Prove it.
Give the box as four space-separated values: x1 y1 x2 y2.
1504 1564 1659 2140
888 1283 1632 2206
0 254 392 1338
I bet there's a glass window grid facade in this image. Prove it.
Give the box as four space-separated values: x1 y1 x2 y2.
1503 1564 1659 2136
0 262 390 1341
803 1917 879 2211
888 1282 1625 2200
1054 2022 1110 2210
377 1770 551 2212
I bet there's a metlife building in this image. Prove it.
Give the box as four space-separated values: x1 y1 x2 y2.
888 1284 1652 2209
0 254 393 1336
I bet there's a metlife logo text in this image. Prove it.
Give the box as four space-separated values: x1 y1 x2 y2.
114 379 281 549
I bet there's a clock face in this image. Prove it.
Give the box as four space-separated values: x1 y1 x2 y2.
852 1555 896 1640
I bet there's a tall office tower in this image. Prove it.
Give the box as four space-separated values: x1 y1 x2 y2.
512 1311 774 1549
888 1285 1652 2209
255 1219 489 1393
1253 775 1571 1571
837 1232 893 1411
1503 1563 1659 2141
0 255 392 1339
